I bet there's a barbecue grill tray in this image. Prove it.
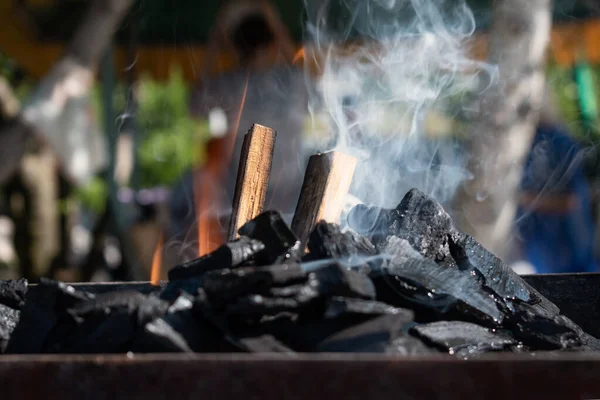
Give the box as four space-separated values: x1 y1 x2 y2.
1 273 599 400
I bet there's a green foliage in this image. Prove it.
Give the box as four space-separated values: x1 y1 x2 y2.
136 68 209 187
75 176 108 214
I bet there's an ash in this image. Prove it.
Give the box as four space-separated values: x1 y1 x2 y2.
1 189 598 357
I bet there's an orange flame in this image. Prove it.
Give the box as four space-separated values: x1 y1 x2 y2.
195 73 250 257
150 231 164 285
292 47 305 64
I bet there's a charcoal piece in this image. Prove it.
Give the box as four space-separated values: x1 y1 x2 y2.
5 279 93 354
159 277 203 302
134 292 232 353
238 211 302 264
411 321 516 358
237 334 294 353
449 234 559 317
0 304 19 353
324 297 411 319
68 290 149 317
390 188 453 260
309 262 376 300
306 221 378 263
317 314 416 353
203 263 307 305
507 303 580 350
384 236 425 264
373 256 505 326
0 278 28 309
346 204 393 245
168 236 265 280
225 292 317 319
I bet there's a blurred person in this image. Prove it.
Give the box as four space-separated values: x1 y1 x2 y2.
168 0 312 260
514 87 596 274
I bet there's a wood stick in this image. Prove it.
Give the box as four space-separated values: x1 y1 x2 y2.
227 123 276 240
291 151 357 247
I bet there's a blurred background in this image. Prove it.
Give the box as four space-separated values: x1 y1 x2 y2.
0 0 599 282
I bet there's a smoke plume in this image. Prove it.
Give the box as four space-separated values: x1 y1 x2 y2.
302 0 497 210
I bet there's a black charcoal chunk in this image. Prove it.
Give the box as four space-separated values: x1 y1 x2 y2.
317 314 417 353
411 321 516 358
307 221 378 262
203 263 307 305
238 211 302 264
168 236 265 280
134 292 229 353
68 290 151 318
309 262 376 300
237 334 295 353
324 297 410 319
391 188 453 260
159 277 203 302
225 292 317 318
6 279 93 354
374 255 505 326
449 234 559 317
507 303 580 350
0 278 28 309
0 304 19 353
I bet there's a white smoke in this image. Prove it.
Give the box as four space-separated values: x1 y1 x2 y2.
303 0 497 209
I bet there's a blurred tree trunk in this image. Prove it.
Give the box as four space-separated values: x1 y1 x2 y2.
0 0 134 185
453 0 553 259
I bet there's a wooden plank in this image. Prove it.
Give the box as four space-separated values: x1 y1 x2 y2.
291 151 357 247
227 124 276 240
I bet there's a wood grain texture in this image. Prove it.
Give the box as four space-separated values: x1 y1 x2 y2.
227 124 276 240
291 151 357 247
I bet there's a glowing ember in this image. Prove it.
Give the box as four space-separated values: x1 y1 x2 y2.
150 231 164 285
292 47 305 64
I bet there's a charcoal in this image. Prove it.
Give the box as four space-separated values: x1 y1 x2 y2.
159 277 203 302
6 279 93 354
390 188 454 260
168 236 265 280
238 211 302 264
324 296 411 319
386 336 437 355
0 278 28 309
309 262 376 300
507 303 581 350
0 304 19 353
69 290 156 318
134 292 230 353
373 254 505 327
448 234 559 317
306 221 378 263
411 321 516 358
237 334 294 353
316 314 417 353
203 263 307 305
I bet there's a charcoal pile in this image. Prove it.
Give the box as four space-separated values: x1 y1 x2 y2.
1 189 598 358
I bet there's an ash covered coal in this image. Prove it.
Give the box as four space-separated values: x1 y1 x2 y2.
0 196 598 357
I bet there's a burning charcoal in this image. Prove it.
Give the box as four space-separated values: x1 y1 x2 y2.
168 236 265 280
411 321 516 358
374 254 505 327
134 292 231 353
202 263 307 305
306 221 378 263
317 314 419 353
6 279 93 354
237 334 294 353
448 234 559 317
309 262 376 300
0 278 28 309
507 303 580 350
324 297 409 319
238 211 302 264
390 188 454 260
0 304 19 353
